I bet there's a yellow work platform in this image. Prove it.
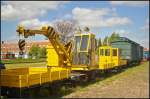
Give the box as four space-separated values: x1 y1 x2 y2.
0 67 71 88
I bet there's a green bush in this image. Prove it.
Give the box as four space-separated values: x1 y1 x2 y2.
29 44 46 59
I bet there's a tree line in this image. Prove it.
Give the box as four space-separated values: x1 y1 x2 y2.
95 32 120 54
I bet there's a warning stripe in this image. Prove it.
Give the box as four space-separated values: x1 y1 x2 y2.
47 27 54 38
19 41 25 47
46 27 58 39
18 39 25 43
19 43 25 47
18 39 25 50
51 29 55 37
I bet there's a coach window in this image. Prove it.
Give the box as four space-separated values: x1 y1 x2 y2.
100 49 104 56
113 49 117 56
105 49 110 56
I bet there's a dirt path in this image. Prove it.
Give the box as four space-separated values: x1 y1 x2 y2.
63 62 149 98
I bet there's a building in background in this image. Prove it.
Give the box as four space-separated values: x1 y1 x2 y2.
1 40 51 59
143 48 149 60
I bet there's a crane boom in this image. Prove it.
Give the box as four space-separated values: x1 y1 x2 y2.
16 25 72 67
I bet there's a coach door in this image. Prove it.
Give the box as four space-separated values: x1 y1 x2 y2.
105 47 111 69
112 48 119 67
99 47 111 70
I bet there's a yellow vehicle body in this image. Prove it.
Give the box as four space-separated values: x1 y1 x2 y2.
0 45 71 88
99 46 127 70
0 26 72 88
46 45 59 66
0 67 70 88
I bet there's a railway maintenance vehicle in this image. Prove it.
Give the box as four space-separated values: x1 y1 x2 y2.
1 25 72 97
0 25 144 98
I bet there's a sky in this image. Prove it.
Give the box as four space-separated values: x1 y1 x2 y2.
1 1 149 48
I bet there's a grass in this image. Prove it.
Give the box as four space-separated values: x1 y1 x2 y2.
68 62 149 93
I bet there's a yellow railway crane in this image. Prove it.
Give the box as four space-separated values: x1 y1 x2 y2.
16 25 72 68
0 25 73 97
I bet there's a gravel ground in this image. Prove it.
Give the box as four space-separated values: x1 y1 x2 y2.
63 62 149 98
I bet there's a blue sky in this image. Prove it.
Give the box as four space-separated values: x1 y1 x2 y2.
1 1 149 48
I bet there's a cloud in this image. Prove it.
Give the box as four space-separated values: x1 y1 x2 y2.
64 14 73 19
110 1 149 6
133 36 149 48
104 17 132 27
1 1 69 21
19 18 52 29
141 18 149 32
72 7 132 28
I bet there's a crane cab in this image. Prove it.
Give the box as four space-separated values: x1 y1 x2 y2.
72 33 98 70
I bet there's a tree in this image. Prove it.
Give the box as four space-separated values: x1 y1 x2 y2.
29 44 47 59
109 32 120 43
53 19 77 44
102 32 120 46
39 47 46 58
29 44 40 59
103 36 109 46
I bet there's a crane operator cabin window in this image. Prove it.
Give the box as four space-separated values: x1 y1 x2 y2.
80 35 89 51
75 36 81 52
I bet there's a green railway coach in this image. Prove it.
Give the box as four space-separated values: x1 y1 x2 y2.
110 37 143 64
